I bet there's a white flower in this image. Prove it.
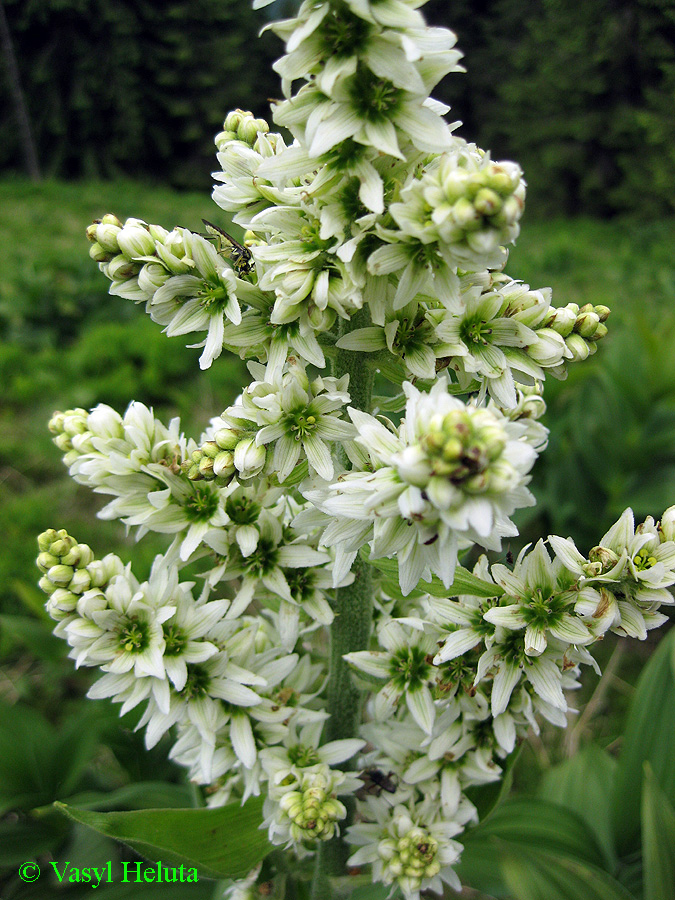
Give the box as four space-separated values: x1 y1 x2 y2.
345 618 438 734
484 540 595 656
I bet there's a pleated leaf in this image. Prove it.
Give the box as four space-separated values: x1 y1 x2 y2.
55 797 270 880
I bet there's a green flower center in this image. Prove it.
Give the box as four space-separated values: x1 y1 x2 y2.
319 6 372 57
349 67 402 122
285 567 315 600
461 317 492 346
287 408 319 440
421 411 505 488
164 623 188 656
181 664 211 700
225 494 260 525
633 548 657 571
389 644 431 690
288 743 321 767
519 587 570 630
299 219 333 254
199 283 232 314
244 537 279 576
117 617 149 654
185 485 219 522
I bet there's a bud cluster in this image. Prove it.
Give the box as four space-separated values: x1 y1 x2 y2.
544 301 610 362
37 529 124 621
268 764 348 846
390 147 525 268
215 109 270 152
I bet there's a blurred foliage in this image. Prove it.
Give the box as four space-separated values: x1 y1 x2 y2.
2 0 673 213
0 0 281 190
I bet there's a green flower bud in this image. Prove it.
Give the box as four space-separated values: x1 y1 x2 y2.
117 223 156 259
233 438 266 479
594 305 611 322
95 223 122 254
575 311 600 338
545 306 576 337
473 187 502 216
588 545 619 573
138 262 170 293
106 254 141 280
37 551 59 572
38 574 57 596
565 333 590 362
47 564 75 587
89 241 111 263
100 213 123 228
213 450 235 479
69 568 92 594
46 588 78 620
214 428 241 451
61 543 95 568
451 197 481 230
589 322 608 342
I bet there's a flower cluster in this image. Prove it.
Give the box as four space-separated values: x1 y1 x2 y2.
33 0 670 898
306 377 539 594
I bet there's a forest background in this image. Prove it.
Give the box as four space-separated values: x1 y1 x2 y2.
1 1 675 898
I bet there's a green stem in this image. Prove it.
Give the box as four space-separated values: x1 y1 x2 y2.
311 311 375 890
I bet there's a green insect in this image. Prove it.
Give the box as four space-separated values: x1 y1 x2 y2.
201 219 253 276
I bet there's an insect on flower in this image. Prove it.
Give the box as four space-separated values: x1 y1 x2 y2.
201 219 253 276
356 768 399 800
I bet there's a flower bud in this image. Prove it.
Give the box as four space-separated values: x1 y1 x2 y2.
46 588 79 620
234 438 266 479
106 254 141 280
215 428 241 451
95 223 122 254
659 506 675 542
100 213 123 228
89 241 111 263
575 311 600 338
564 333 591 362
117 223 156 259
47 564 75 587
61 543 95 568
545 306 576 337
473 187 502 216
138 262 170 293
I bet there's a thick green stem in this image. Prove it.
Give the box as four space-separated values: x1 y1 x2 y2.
311 311 375 889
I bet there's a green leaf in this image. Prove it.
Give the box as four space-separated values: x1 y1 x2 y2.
53 781 194 812
458 796 616 897
499 846 636 900
539 744 618 870
54 797 271 881
642 763 675 900
612 629 675 856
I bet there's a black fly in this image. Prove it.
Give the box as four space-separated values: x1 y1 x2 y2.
356 768 399 800
201 219 253 277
